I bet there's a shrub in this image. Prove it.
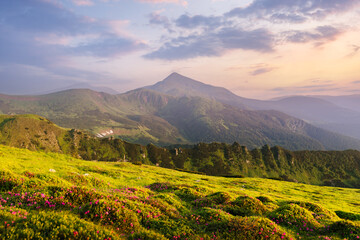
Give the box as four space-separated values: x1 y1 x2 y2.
335 210 360 221
153 193 184 211
193 192 231 208
289 201 339 223
143 196 181 219
174 187 204 202
35 173 69 186
190 207 233 232
0 210 117 239
148 182 178 192
217 216 293 240
143 219 194 239
329 220 360 239
128 228 167 240
0 171 23 191
257 195 274 204
62 186 104 206
269 203 321 233
225 195 267 217
0 206 28 223
206 192 231 205
80 199 140 233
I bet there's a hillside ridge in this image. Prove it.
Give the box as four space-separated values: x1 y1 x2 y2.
1 114 360 189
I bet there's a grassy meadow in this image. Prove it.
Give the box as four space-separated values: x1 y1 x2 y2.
1 144 360 239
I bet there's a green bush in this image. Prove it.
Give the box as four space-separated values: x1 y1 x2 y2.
269 203 321 233
143 218 194 239
257 195 274 204
128 228 167 240
217 216 293 240
143 196 181 219
174 187 204 202
0 171 23 191
62 186 104 206
206 192 231 204
225 195 267 217
335 210 360 221
35 173 67 185
153 193 183 211
148 182 178 192
329 220 360 239
190 207 233 232
288 201 339 224
80 199 140 233
0 210 117 239
193 192 231 208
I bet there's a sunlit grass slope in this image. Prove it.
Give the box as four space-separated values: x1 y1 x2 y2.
1 144 360 239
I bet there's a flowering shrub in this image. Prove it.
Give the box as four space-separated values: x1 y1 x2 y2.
189 207 232 233
148 182 178 192
174 187 204 201
143 218 194 239
329 220 360 239
193 192 231 208
80 199 140 233
0 210 116 239
205 192 231 205
62 186 103 205
289 201 338 222
0 171 23 191
269 203 321 235
218 216 294 240
128 228 167 240
225 195 267 217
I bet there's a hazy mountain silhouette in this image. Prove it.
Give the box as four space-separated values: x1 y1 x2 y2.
146 73 360 139
1 73 360 150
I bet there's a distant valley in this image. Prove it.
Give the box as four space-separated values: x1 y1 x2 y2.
1 73 360 151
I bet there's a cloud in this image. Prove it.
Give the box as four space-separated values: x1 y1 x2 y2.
72 34 146 57
272 83 337 94
346 44 360 58
227 0 360 23
144 28 274 60
137 0 188 6
148 11 173 31
0 0 99 35
144 0 353 61
0 0 146 94
175 14 224 29
72 0 94 6
250 67 275 76
145 35 221 60
284 26 342 45
0 0 145 64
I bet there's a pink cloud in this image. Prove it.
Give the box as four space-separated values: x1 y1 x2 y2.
137 0 188 6
107 20 132 37
72 0 94 6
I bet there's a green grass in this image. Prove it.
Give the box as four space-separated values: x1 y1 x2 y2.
1 144 360 239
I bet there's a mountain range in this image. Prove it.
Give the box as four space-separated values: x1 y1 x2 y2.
148 73 360 140
1 72 360 150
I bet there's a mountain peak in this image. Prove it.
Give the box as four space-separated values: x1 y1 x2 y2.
161 72 202 85
167 72 183 78
144 72 251 110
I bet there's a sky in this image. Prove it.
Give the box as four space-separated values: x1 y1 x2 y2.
0 0 360 99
